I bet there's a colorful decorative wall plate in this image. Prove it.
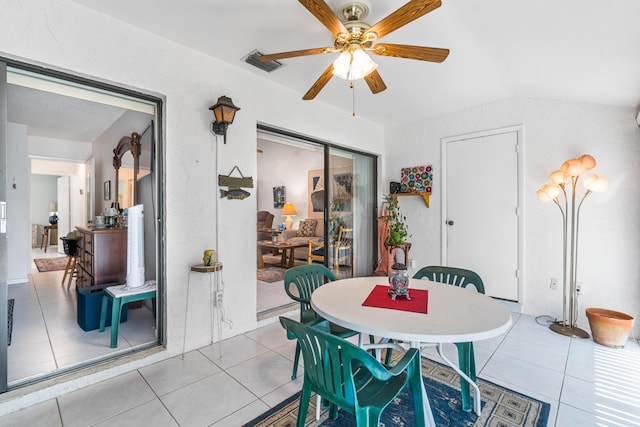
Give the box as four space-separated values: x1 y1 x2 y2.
400 165 433 193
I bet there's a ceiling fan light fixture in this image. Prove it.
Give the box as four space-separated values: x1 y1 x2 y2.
332 47 377 81
332 51 351 79
351 47 377 79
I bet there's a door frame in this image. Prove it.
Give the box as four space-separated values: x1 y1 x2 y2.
440 125 525 303
0 56 165 391
0 61 9 392
256 125 379 275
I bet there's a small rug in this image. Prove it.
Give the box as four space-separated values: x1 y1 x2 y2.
257 267 287 283
34 257 68 272
7 298 14 346
243 357 550 427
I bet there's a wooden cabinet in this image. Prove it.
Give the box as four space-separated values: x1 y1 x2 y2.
75 227 127 288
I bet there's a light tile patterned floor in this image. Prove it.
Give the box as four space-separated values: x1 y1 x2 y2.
4 248 640 425
7 248 156 383
2 308 640 426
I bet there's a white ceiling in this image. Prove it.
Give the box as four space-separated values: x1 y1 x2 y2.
8 85 127 142
66 0 640 126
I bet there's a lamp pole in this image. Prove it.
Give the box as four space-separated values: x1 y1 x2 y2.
539 154 606 339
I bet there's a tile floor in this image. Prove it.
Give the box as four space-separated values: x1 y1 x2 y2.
7 247 156 383
256 278 292 315
2 304 639 426
0 252 640 427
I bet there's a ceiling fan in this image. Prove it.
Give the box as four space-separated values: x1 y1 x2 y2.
260 0 449 100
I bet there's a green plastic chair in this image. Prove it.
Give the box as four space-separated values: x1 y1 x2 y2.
413 265 485 413
283 264 360 380
280 317 427 427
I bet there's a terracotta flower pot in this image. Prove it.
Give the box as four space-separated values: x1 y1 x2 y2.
585 307 634 348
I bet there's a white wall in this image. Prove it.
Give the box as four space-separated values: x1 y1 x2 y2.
31 159 87 235
30 174 58 226
91 110 152 215
256 138 324 229
29 135 92 161
385 97 640 337
0 0 384 369
7 123 30 284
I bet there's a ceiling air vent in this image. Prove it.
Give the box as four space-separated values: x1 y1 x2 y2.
244 50 283 73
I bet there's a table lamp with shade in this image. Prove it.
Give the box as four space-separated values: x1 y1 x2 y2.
48 202 58 225
281 203 297 230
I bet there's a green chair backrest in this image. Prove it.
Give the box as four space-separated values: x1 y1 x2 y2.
279 316 413 414
283 264 336 321
413 265 485 294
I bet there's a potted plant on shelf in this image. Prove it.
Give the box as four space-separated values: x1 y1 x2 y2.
383 195 410 245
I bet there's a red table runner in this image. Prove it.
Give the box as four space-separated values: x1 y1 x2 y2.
362 285 428 314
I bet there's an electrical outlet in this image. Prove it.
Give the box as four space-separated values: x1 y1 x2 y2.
550 278 559 290
409 259 415 268
576 282 583 295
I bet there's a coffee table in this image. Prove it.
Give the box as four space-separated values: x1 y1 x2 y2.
257 241 307 269
311 276 512 425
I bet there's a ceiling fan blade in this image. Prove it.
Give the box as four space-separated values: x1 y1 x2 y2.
373 43 449 62
303 64 335 100
259 48 330 62
299 0 348 36
366 0 441 40
364 70 387 94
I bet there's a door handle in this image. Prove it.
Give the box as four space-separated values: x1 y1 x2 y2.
446 220 454 226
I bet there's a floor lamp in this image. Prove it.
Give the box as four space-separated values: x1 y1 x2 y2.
537 154 608 338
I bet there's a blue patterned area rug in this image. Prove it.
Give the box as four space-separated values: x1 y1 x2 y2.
243 357 550 427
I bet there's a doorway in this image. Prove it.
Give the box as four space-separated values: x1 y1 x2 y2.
441 126 523 301
0 60 164 391
256 128 377 319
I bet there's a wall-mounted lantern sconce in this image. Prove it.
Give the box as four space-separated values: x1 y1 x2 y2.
209 95 240 144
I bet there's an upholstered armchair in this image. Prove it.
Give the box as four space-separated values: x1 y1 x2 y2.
257 211 275 241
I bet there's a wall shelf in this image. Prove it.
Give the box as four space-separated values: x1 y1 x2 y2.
390 192 430 208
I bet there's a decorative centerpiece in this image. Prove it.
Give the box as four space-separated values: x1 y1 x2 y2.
388 263 410 300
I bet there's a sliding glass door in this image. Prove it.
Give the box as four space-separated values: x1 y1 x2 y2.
257 126 377 280
327 147 376 278
0 58 164 391
0 61 8 392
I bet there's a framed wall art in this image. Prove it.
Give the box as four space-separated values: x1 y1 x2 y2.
331 171 352 212
273 186 285 208
307 169 324 218
400 165 433 194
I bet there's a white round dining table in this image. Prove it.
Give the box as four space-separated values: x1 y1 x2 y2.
310 276 513 425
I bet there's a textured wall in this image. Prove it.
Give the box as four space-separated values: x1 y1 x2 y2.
0 0 384 358
385 97 640 337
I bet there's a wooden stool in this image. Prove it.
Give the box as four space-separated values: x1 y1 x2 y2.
99 281 157 348
40 225 49 252
40 224 57 253
61 255 78 289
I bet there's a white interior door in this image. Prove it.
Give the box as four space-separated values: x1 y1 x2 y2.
57 176 70 253
442 128 521 301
